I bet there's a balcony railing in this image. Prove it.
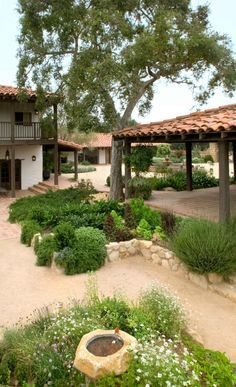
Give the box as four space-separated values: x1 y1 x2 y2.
0 122 56 142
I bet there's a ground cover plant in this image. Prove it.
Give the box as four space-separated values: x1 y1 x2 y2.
148 170 219 191
172 218 236 276
61 163 97 174
0 281 235 386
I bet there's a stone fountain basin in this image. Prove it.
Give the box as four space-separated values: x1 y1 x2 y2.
74 329 138 379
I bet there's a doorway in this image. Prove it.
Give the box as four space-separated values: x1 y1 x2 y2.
0 160 21 190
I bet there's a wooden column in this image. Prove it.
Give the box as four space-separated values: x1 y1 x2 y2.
185 142 192 191
233 141 236 183
124 140 131 199
53 104 59 185
218 141 230 222
58 151 61 175
74 150 78 181
54 143 59 185
10 145 16 198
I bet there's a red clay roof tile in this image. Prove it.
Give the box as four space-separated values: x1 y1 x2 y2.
113 104 236 139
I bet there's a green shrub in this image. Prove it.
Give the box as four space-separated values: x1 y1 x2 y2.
55 227 107 274
94 297 130 330
172 219 236 275
0 284 235 386
192 169 218 189
60 163 74 173
81 160 91 165
148 170 218 191
78 165 96 173
139 286 186 337
124 202 137 229
35 235 57 266
110 210 124 229
103 213 132 242
136 219 152 240
130 198 161 230
53 222 76 250
103 213 117 242
20 220 42 246
127 145 155 176
128 177 152 200
203 154 214 163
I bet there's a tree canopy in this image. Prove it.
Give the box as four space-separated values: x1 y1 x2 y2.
17 0 236 198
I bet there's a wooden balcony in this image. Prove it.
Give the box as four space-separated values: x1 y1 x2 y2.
0 122 56 144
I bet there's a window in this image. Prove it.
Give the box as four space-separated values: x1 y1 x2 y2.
15 112 32 125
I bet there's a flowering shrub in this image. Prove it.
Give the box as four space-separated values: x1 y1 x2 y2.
0 282 235 386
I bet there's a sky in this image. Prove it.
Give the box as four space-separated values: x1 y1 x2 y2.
0 0 235 124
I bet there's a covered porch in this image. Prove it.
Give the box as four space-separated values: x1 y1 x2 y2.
113 104 236 222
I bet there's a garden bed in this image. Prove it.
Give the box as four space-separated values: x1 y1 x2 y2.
105 239 236 304
0 282 235 386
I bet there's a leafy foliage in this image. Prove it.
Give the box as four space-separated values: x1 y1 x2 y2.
55 227 107 275
148 170 218 191
34 235 57 267
128 146 155 176
53 223 76 250
20 220 42 246
172 219 236 275
136 219 153 240
17 0 236 199
130 198 161 230
128 176 152 199
1 284 235 386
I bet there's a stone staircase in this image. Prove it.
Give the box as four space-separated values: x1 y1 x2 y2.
28 181 58 195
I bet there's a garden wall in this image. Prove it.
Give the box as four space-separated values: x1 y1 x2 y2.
106 239 236 303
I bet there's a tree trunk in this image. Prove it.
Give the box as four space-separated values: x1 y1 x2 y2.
110 138 124 200
109 76 158 200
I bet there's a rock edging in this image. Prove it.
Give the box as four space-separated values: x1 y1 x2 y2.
106 239 236 304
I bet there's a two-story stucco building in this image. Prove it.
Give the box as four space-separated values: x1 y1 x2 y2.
0 85 58 197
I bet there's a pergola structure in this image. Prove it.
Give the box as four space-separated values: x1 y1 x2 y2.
113 104 236 222
44 139 83 181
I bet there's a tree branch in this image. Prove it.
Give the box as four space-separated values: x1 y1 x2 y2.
120 76 159 128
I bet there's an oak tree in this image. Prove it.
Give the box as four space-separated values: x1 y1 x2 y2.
17 0 236 198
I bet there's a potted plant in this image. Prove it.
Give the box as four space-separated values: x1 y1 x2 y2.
43 151 53 180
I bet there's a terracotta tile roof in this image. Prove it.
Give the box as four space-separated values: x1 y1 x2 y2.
0 85 37 99
113 104 236 139
58 139 83 151
83 133 112 148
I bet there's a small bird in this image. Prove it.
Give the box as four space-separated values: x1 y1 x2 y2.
114 327 120 334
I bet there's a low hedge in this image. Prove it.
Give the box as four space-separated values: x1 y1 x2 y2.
34 234 57 267
55 227 107 275
148 170 218 191
20 220 42 246
172 218 236 275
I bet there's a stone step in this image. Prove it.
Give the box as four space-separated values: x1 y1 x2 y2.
38 181 58 191
28 186 45 195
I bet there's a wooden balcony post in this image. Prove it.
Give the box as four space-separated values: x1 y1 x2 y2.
185 142 192 191
10 145 16 198
218 141 230 222
74 150 78 181
233 141 236 183
54 143 59 185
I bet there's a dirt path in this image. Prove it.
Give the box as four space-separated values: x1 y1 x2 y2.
0 238 236 362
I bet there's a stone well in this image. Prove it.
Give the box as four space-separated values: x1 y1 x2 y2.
74 329 138 379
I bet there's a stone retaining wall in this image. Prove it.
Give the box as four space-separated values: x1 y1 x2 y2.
106 239 236 303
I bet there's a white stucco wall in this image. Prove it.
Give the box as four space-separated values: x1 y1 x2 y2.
98 148 106 164
0 145 42 189
0 101 39 122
